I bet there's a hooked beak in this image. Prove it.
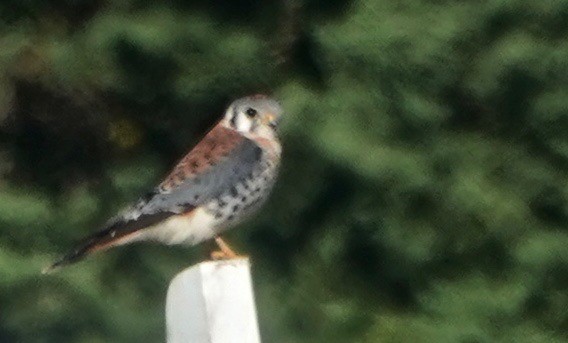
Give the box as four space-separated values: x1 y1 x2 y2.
263 113 278 129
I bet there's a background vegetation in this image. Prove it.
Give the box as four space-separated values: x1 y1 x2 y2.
1 0 567 342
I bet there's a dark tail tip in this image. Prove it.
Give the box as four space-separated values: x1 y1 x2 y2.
41 260 64 274
41 247 88 275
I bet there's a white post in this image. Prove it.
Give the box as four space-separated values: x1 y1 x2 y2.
166 258 261 343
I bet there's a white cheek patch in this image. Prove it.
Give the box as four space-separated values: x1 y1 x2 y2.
234 113 253 133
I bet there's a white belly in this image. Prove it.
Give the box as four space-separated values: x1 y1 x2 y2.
141 207 218 246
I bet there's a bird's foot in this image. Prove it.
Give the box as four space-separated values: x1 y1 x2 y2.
210 236 246 260
210 250 236 260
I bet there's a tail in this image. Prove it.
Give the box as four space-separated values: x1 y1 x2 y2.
41 225 142 274
42 211 175 274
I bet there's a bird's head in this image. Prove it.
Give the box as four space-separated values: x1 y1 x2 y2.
224 95 283 137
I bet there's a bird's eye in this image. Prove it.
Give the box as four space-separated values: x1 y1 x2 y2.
245 108 258 118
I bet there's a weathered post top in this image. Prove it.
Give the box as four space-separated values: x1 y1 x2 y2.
166 258 261 343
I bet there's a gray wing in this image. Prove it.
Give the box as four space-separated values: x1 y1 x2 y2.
122 136 264 220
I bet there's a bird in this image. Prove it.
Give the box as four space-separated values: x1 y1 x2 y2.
43 94 283 273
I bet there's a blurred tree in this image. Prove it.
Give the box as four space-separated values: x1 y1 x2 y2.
0 0 567 342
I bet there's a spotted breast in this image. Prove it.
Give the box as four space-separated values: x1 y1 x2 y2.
204 144 280 232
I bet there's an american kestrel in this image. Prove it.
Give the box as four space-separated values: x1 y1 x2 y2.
44 95 283 273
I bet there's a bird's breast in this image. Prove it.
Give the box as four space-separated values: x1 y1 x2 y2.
204 154 279 232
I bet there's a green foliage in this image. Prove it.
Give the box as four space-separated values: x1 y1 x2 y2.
0 0 567 342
